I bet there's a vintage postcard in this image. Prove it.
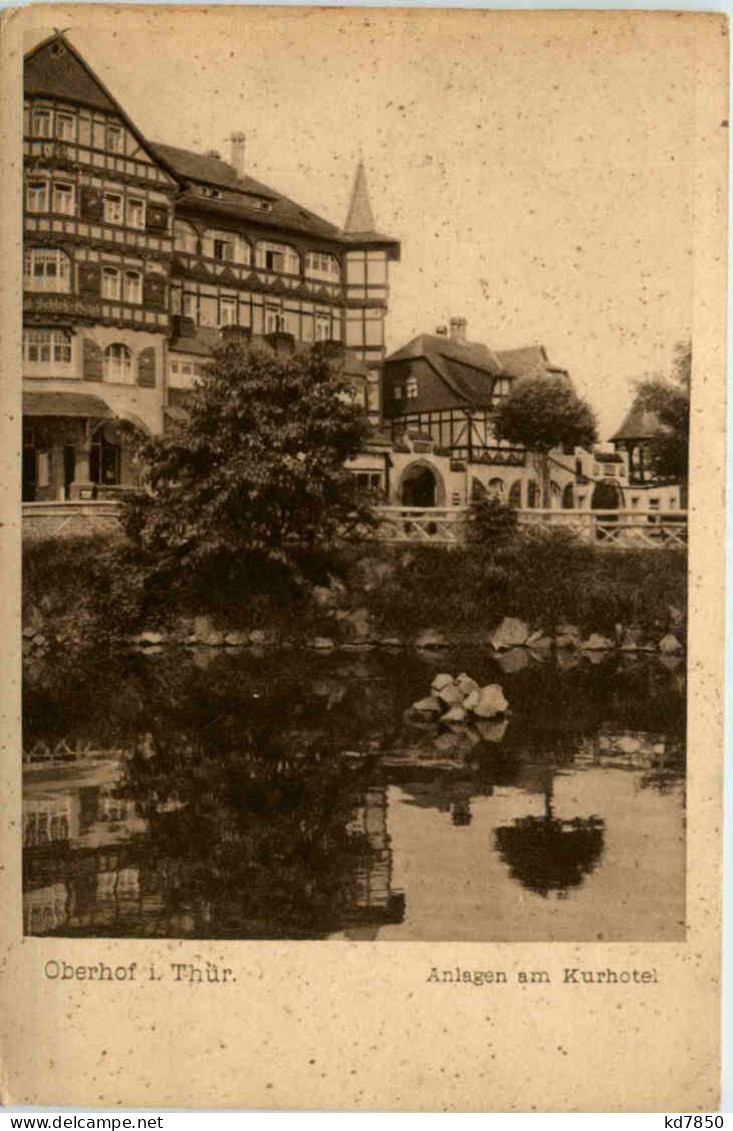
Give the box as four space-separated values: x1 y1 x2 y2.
0 4 727 1112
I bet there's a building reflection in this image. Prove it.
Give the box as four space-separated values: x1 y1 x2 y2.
23 755 404 938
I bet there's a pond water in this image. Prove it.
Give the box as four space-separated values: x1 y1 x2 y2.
22 646 686 942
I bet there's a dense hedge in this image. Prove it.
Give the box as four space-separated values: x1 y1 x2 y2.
22 527 687 646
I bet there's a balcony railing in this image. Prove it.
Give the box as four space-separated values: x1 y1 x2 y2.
21 500 688 549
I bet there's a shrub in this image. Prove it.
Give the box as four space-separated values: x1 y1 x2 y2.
465 497 519 549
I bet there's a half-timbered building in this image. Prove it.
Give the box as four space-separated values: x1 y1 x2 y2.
22 32 400 504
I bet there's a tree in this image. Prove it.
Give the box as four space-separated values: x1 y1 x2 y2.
634 341 691 486
493 375 598 507
123 340 372 588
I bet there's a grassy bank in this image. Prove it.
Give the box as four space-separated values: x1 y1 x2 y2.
22 528 687 650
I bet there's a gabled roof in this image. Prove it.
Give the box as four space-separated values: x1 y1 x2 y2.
153 143 344 240
386 333 502 372
611 401 666 443
25 33 117 112
385 334 566 409
24 33 177 184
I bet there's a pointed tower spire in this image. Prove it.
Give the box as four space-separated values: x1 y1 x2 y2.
344 158 376 234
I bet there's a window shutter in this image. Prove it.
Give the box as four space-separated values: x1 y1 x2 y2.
80 185 104 221
143 274 166 309
82 338 103 382
78 262 101 295
146 204 169 232
137 347 156 388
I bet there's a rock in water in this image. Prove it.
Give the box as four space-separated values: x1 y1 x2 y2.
659 633 683 654
455 673 480 697
442 705 467 724
412 696 442 713
490 617 529 651
436 683 465 707
472 684 509 718
580 633 614 652
431 672 454 693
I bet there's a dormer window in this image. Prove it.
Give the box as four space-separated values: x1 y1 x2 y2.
201 186 222 199
257 241 299 275
406 377 418 399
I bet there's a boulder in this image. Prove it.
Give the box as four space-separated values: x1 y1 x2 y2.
455 673 480 698
496 647 529 674
343 608 371 640
436 683 465 707
139 630 164 647
22 625 36 639
527 635 553 656
618 631 638 652
249 629 269 645
441 705 467 725
412 696 442 713
474 718 509 743
312 636 335 650
379 637 404 648
415 630 446 649
431 672 454 693
580 633 614 652
616 735 641 754
555 624 581 649
463 688 480 712
659 633 683 654
490 617 530 651
472 684 509 718
668 606 684 628
224 631 249 646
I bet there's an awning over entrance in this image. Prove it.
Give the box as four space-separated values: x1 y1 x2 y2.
23 392 113 419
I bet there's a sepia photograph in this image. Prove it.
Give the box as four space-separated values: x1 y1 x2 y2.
19 8 696 948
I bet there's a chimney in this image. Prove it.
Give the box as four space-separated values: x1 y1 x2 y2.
230 131 246 177
449 317 467 344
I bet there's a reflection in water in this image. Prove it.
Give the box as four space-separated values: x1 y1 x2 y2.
22 647 685 941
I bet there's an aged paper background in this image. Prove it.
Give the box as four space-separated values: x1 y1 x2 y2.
0 5 727 1111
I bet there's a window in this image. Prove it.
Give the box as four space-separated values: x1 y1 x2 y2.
219 296 237 326
393 384 403 400
603 464 616 478
265 309 285 333
102 267 121 300
630 497 639 509
648 498 660 512
257 242 299 275
127 198 145 229
123 271 141 304
52 182 75 215
103 193 123 224
23 329 72 366
23 248 71 293
213 237 234 262
104 343 133 384
315 316 330 341
106 125 123 153
527 481 539 509
182 292 198 321
55 112 74 141
493 377 511 400
305 252 340 281
31 110 52 137
26 180 48 211
406 377 418 399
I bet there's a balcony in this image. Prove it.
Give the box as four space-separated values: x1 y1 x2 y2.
24 292 104 320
